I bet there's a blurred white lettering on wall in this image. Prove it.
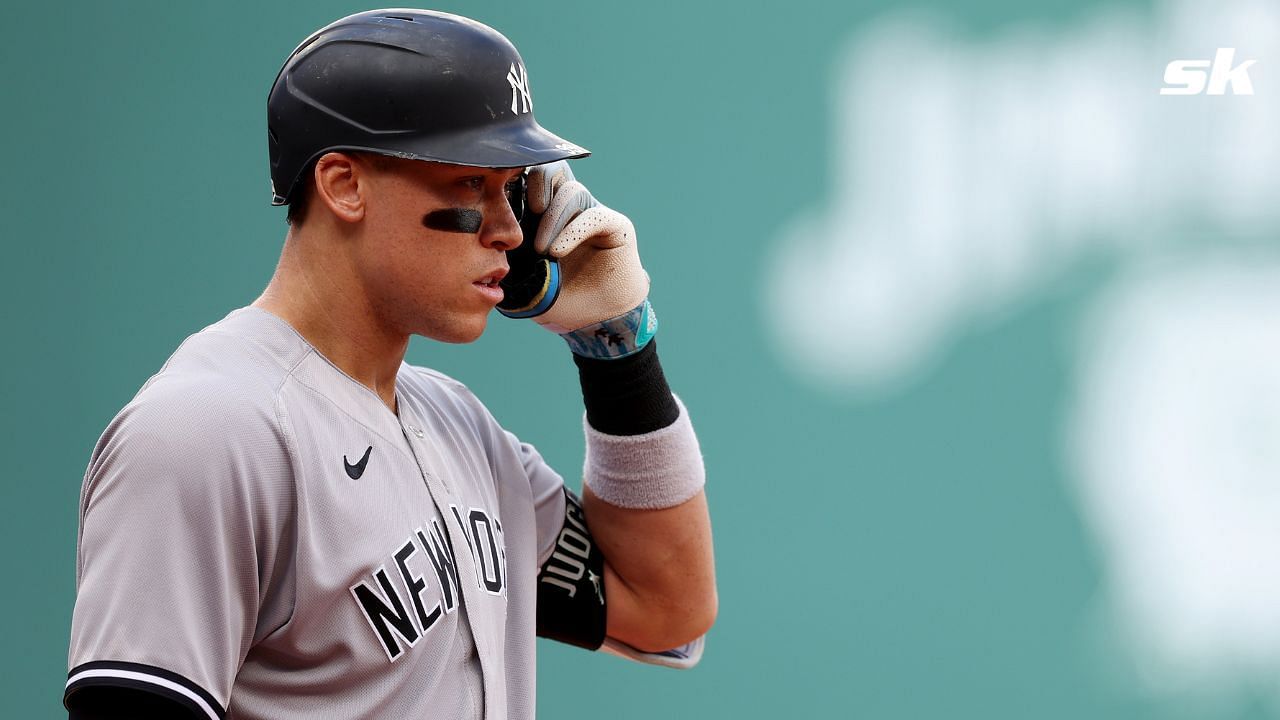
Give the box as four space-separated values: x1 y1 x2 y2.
766 0 1280 701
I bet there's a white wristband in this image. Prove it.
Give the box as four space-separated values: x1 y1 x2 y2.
583 396 705 510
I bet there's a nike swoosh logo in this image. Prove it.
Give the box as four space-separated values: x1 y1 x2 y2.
344 446 372 480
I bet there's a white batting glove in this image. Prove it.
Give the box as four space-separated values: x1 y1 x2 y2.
525 161 655 359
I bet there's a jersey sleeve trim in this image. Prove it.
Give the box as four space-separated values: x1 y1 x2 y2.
65 661 226 720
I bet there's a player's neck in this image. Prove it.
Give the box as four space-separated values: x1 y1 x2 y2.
254 230 405 414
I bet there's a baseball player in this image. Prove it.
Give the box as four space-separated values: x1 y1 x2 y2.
63 9 715 720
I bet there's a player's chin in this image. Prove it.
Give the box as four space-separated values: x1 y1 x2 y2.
420 312 491 345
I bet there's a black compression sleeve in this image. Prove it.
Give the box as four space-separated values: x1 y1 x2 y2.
573 340 679 436
67 686 200 720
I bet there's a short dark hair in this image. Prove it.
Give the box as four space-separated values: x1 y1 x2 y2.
284 160 318 226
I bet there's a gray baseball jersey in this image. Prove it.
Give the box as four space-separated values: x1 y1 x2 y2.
65 307 579 719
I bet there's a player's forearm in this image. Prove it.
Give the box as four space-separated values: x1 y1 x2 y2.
586 486 717 652
574 342 718 651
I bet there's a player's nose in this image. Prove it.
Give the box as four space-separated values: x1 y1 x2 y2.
480 193 523 252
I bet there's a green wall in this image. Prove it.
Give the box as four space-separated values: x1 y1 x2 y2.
7 1 1278 718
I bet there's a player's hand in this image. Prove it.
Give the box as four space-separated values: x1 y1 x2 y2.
522 161 655 359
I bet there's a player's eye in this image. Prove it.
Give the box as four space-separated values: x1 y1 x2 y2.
458 177 486 192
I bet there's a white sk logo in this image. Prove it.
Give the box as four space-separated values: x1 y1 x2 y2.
1161 47 1256 95
507 62 532 114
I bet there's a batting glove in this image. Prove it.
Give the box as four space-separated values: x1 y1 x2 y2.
510 161 656 359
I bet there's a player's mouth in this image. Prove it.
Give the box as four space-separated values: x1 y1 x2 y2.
473 269 508 304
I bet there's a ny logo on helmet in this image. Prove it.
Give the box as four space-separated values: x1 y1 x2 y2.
507 62 533 114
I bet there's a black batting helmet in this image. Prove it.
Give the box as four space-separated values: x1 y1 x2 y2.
267 9 589 206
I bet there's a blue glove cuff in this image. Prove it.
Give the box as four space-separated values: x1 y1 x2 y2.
561 300 657 359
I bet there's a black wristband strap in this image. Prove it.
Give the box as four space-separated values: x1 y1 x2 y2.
573 340 679 436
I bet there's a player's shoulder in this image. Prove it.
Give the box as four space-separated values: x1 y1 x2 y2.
80 311 301 571
91 308 308 477
134 307 309 412
157 306 311 387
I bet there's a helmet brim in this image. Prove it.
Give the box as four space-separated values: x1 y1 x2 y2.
421 118 591 169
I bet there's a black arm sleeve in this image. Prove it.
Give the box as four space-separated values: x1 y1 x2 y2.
67 686 201 720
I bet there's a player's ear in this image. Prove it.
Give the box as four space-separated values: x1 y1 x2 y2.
313 152 368 223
